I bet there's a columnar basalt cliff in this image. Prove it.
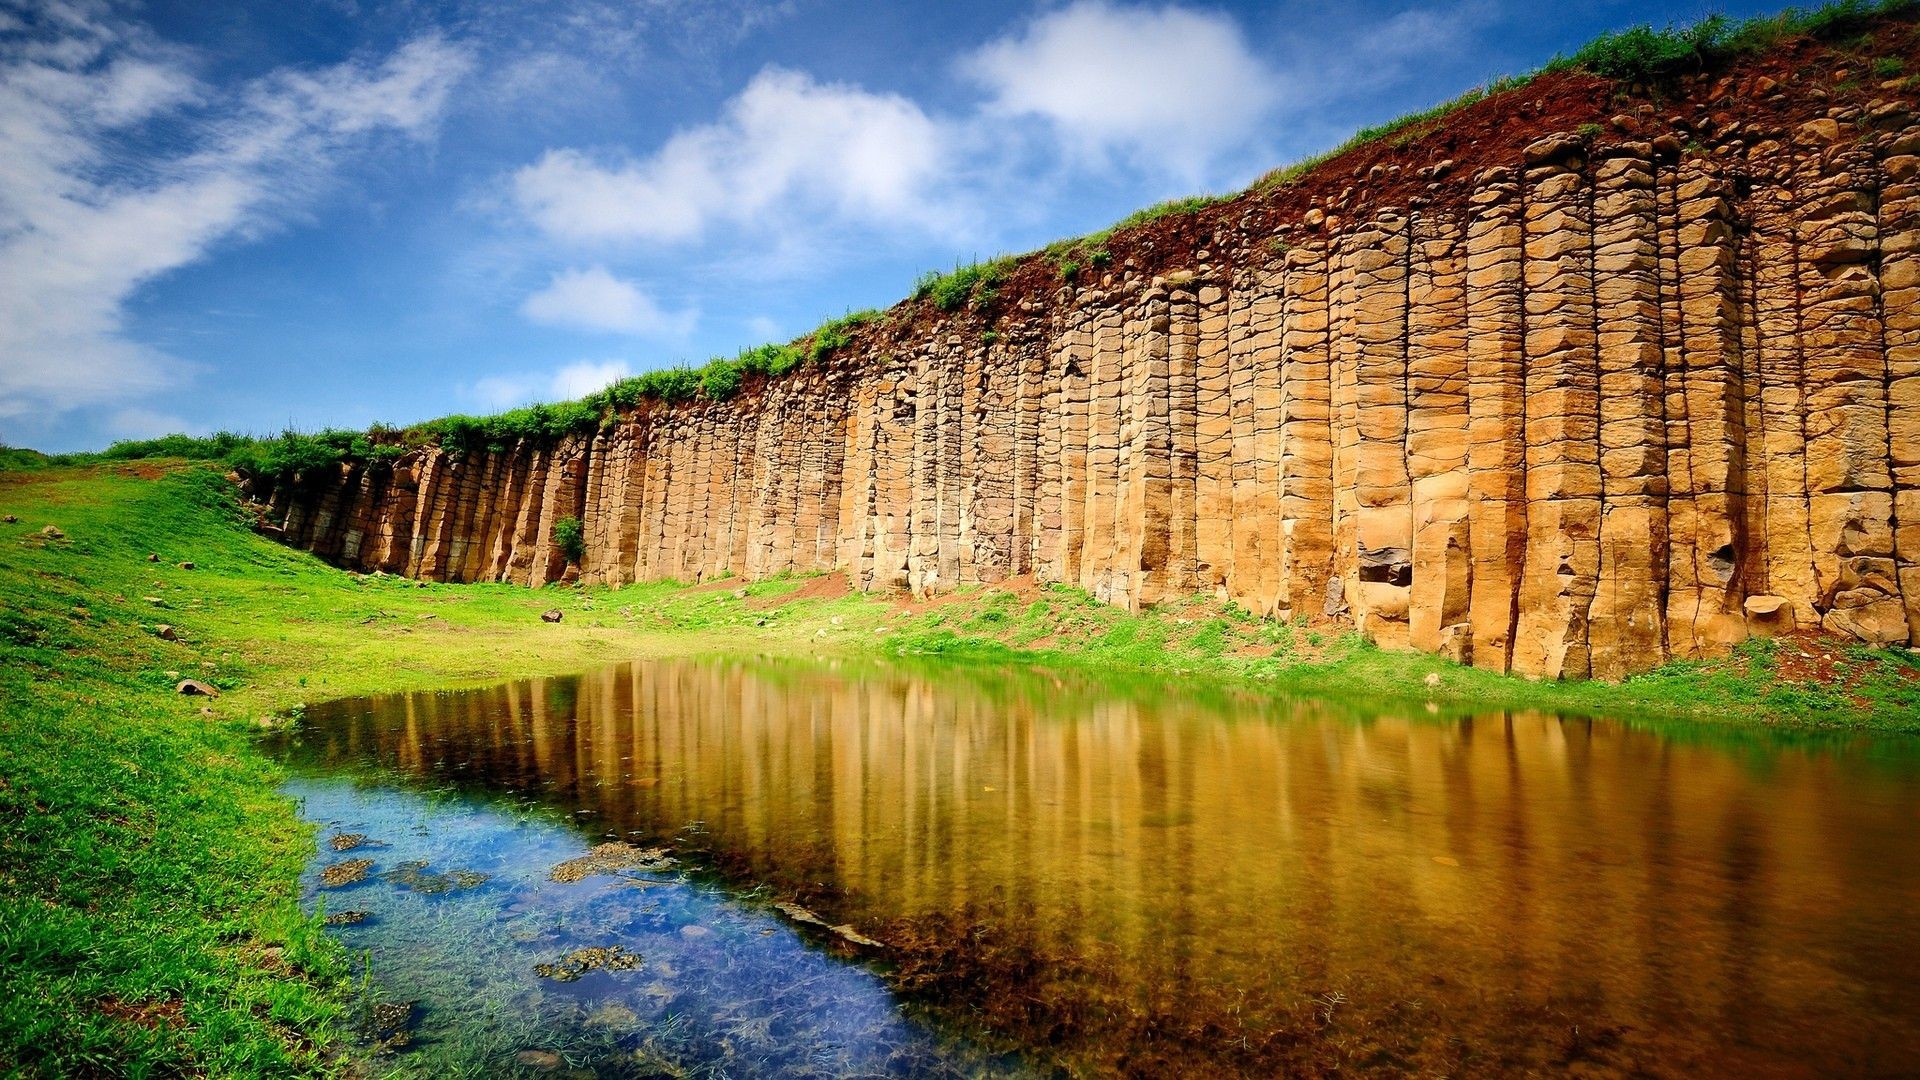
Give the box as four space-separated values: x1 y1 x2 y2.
265 28 1920 679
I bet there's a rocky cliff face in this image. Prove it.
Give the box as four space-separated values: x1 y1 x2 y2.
265 31 1920 680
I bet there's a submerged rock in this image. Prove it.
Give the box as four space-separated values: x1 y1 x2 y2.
328 832 372 851
772 901 886 949
547 842 674 884
366 999 417 1050
324 910 371 926
532 945 642 982
380 860 489 894
515 1049 563 1070
319 858 374 888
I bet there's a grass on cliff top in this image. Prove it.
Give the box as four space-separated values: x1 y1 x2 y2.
18 0 1917 481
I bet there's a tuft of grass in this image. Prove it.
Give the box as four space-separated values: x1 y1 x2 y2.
914 256 1020 312
1544 0 1917 83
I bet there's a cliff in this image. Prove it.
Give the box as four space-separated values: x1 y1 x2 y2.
262 21 1920 679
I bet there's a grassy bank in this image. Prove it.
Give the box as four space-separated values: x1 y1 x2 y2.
2 464 1916 1075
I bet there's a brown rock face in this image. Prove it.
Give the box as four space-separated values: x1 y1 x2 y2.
264 45 1920 680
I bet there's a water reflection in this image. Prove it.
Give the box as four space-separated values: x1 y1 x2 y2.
277 657 1920 1078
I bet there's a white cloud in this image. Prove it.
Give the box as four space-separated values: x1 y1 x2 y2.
0 9 471 431
469 359 634 409
961 1 1281 172
509 66 949 245
520 266 696 336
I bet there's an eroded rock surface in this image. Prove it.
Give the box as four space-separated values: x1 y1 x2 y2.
261 36 1920 680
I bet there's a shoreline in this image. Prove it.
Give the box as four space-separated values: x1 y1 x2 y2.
2 463 1916 1074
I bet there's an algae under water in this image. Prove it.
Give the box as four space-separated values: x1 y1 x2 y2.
270 656 1920 1077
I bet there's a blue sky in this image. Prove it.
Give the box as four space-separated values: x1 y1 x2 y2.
3 0 1781 452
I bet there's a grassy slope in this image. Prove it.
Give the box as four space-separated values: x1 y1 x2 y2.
2 465 1917 1075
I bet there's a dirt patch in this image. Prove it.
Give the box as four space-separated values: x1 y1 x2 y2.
98 996 186 1031
1766 631 1920 704
747 571 851 610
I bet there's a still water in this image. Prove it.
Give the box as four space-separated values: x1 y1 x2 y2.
271 656 1920 1078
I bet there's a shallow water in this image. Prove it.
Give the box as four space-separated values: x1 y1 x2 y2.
271 656 1920 1077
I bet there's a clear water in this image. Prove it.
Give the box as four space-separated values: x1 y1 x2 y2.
270 656 1920 1078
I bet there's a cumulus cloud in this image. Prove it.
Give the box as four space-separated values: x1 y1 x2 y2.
520 266 696 336
961 0 1282 172
509 66 949 245
469 359 633 409
0 3 471 433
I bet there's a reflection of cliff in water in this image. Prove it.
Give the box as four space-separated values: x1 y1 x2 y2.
284 658 1920 1077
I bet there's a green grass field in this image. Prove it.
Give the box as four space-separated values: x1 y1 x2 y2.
2 463 1916 1076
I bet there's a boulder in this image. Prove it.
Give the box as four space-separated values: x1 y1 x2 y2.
1742 595 1797 638
147 553 159 562
179 561 194 570
540 609 564 623
175 679 220 697
40 525 63 540
154 624 178 641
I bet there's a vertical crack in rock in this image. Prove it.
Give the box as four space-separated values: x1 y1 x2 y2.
263 76 1920 679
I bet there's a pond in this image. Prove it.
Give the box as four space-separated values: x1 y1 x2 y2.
268 656 1920 1077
